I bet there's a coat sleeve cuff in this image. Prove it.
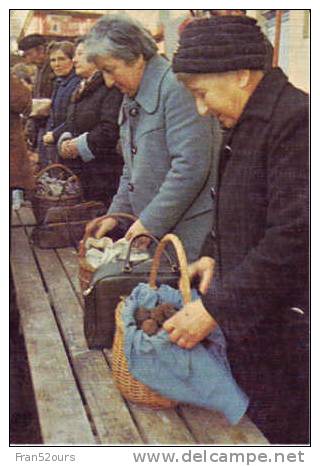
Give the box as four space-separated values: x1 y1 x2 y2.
74 133 95 162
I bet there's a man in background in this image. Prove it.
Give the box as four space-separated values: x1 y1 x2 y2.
18 34 55 149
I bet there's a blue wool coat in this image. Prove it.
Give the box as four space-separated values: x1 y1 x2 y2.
108 55 221 260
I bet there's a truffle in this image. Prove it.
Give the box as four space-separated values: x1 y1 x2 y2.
150 306 166 325
134 307 151 327
157 303 177 320
141 318 159 336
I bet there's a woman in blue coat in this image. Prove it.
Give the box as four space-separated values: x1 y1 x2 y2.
84 15 220 260
39 41 80 167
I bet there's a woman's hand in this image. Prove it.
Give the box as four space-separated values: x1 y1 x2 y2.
186 256 215 294
125 219 151 249
163 299 217 349
60 140 79 159
84 216 118 240
43 132 54 145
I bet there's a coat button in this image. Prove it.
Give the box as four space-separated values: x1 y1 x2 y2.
131 145 137 155
210 187 216 200
129 107 139 117
210 229 217 240
224 145 232 155
128 182 134 192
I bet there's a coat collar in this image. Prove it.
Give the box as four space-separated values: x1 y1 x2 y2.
238 67 289 124
125 55 171 114
55 69 78 87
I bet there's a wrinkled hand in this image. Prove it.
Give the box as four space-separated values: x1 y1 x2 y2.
163 299 217 349
186 256 215 295
60 139 79 159
43 132 54 145
84 216 118 240
125 219 151 249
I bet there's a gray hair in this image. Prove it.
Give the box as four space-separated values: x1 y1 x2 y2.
85 14 158 64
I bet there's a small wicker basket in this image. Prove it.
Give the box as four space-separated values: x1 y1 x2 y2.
112 233 192 409
78 212 137 293
31 163 82 224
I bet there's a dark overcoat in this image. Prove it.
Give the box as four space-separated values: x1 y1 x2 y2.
202 68 309 444
60 72 123 204
38 70 80 166
46 70 81 142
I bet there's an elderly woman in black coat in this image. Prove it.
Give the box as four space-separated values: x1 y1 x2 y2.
58 38 123 205
164 16 309 445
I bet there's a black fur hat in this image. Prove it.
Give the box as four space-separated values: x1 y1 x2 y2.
173 16 267 74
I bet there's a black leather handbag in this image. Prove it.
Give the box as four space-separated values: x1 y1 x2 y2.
83 234 180 349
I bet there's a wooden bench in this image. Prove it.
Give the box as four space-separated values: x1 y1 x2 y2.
10 205 269 445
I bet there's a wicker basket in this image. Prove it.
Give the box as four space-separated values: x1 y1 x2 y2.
32 163 82 224
111 233 192 409
78 212 137 293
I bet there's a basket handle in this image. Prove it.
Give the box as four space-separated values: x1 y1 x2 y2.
149 234 191 304
79 212 137 257
35 163 79 181
123 233 178 273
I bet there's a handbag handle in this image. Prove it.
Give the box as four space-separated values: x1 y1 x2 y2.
79 212 137 258
149 234 191 304
123 233 178 272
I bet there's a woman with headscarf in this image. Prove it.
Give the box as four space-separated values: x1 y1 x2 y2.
163 15 309 444
84 14 220 261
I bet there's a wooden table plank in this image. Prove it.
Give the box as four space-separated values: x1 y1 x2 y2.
17 205 37 226
180 405 269 445
74 351 143 444
103 350 196 445
11 208 21 226
34 246 143 444
10 228 95 444
56 247 83 302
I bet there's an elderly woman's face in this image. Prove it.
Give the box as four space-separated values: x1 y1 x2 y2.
94 54 145 97
184 73 242 128
73 43 97 79
50 50 74 77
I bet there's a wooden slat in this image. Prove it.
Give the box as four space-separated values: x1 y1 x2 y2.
10 228 95 444
74 351 143 444
11 208 21 226
179 406 235 444
180 405 269 445
103 350 195 445
17 205 37 226
34 246 142 444
228 415 269 445
56 247 83 302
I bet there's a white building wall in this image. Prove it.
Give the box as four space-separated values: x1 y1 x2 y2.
287 10 309 92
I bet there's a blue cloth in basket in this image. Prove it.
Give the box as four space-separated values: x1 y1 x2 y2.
122 283 249 425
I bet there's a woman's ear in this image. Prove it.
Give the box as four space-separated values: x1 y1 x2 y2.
237 69 250 89
136 54 145 69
